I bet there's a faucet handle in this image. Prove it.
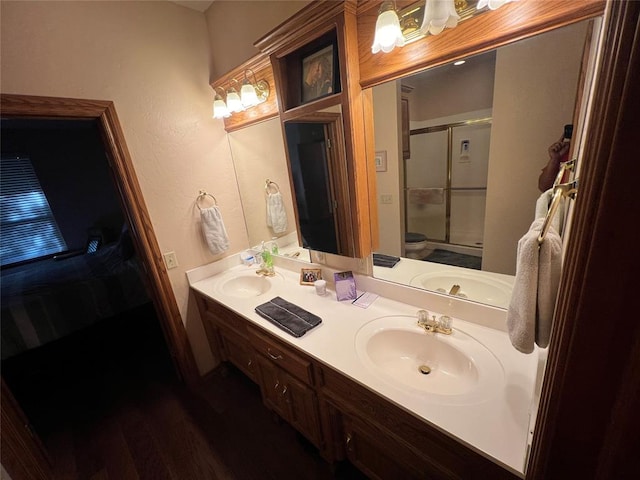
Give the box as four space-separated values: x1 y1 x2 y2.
438 315 453 333
417 309 430 325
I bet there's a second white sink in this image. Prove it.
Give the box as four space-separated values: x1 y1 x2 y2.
355 315 504 404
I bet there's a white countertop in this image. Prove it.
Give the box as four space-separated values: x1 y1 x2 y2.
188 261 538 477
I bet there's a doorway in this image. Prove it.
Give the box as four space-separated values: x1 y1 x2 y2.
0 94 198 478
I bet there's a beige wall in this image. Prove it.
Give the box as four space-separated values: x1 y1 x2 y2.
483 21 588 274
205 0 311 79
373 81 404 257
407 54 495 122
228 117 296 246
0 0 250 374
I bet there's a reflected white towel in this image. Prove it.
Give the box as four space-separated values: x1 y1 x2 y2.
408 188 444 205
507 218 562 353
201 206 229 255
266 192 288 234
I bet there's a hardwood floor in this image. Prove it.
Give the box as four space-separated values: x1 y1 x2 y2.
2 306 367 480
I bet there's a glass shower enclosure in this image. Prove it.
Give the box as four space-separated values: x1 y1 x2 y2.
405 118 492 256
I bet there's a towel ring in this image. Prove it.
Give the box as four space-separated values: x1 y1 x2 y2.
265 179 280 195
196 190 217 210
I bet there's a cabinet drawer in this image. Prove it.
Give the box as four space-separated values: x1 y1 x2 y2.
200 297 247 333
248 326 314 386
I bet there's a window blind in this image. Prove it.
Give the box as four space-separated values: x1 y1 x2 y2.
1 156 67 266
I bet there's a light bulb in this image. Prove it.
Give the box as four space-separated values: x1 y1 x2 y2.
420 0 460 36
240 83 259 107
213 98 230 119
371 3 405 54
226 89 243 113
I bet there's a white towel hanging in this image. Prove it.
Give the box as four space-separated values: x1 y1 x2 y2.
200 206 229 255
507 218 562 353
266 192 288 234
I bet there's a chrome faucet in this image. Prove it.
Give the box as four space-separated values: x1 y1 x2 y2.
416 310 452 335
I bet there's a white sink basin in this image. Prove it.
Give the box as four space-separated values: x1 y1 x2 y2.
355 315 504 404
216 270 283 298
410 271 513 308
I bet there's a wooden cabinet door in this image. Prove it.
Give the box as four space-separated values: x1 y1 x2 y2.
256 356 289 419
285 372 322 447
219 328 257 383
343 415 454 480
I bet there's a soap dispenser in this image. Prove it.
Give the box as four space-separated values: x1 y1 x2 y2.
258 241 275 276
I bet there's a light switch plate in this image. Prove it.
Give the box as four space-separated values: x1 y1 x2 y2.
163 251 178 269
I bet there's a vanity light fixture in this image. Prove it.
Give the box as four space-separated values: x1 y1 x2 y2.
212 87 231 119
371 1 405 54
212 72 270 120
420 0 460 35
476 0 518 10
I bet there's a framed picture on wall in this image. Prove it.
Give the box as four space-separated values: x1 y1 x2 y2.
375 151 387 172
301 44 335 103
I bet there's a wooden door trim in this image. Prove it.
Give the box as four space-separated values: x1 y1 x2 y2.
527 0 640 477
1 93 200 478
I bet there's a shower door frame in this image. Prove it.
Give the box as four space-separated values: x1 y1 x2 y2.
406 117 492 246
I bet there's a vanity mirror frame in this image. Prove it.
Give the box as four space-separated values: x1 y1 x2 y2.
256 0 379 259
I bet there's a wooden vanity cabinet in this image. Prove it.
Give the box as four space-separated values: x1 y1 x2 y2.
248 326 323 449
196 295 258 382
317 365 518 480
194 291 517 479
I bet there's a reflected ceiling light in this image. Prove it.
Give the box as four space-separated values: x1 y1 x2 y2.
477 0 518 10
371 1 405 54
212 87 230 119
453 60 466 66
420 0 460 36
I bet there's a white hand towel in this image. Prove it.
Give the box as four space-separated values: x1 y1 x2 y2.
266 192 288 234
507 218 563 353
507 219 542 354
201 206 229 255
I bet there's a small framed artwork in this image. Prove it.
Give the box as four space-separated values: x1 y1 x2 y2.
375 151 387 172
301 44 335 103
300 268 323 285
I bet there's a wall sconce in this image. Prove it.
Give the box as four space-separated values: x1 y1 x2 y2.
371 1 405 54
212 72 270 120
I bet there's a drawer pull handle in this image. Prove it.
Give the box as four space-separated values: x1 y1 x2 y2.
267 348 283 360
247 359 253 367
346 433 352 452
274 381 280 391
281 385 288 396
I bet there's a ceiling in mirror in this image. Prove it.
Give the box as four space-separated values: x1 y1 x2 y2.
372 19 595 308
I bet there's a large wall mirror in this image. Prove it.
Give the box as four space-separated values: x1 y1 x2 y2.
372 19 598 308
227 17 599 310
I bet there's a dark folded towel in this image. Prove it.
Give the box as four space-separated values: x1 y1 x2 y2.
373 253 401 268
254 296 322 338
